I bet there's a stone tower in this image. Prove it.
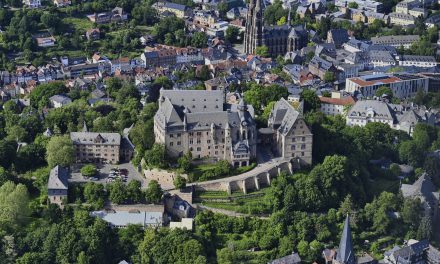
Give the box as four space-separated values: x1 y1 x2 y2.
244 0 264 54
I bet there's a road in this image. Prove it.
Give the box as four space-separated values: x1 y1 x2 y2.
187 156 290 187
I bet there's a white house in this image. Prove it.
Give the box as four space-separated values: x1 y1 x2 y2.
49 95 72 108
319 92 356 116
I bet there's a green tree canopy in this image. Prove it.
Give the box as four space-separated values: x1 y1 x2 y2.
46 136 74 168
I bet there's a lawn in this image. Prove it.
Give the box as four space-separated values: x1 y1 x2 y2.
63 17 93 31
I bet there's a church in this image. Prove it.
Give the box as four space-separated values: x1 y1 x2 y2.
244 0 309 56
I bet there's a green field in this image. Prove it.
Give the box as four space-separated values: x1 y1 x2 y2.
63 17 93 31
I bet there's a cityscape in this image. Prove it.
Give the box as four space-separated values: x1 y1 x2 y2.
0 0 440 262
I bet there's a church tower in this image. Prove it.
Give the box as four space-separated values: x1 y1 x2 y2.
334 215 356 264
244 0 264 54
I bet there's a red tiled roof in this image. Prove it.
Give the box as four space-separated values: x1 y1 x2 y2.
350 76 401 86
319 95 356 106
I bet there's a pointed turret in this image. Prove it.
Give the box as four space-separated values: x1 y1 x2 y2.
82 121 88 132
336 215 356 264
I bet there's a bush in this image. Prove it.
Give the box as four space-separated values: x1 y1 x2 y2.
80 164 97 177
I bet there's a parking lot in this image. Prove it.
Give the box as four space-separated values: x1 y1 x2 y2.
70 162 147 187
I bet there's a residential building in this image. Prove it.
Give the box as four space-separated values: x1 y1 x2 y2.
335 0 384 12
86 28 100 41
268 252 302 264
265 98 313 166
395 0 420 14
371 35 420 48
364 11 389 24
49 95 72 108
309 56 340 81
90 210 164 228
23 0 41 8
141 47 177 67
389 12 416 26
408 7 427 18
244 0 308 56
319 92 356 116
34 33 56 47
53 0 71 7
153 1 192 18
327 29 349 48
70 132 122 164
401 173 439 225
204 77 228 90
425 14 440 28
154 89 257 167
87 7 128 24
397 55 437 67
110 57 131 73
367 50 396 68
47 166 69 207
384 240 429 264
345 73 429 98
170 218 194 230
346 99 438 135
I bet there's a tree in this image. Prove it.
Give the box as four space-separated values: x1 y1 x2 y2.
107 180 127 204
178 152 192 172
154 76 173 90
191 32 208 48
81 164 97 177
0 181 30 231
375 86 393 98
217 2 229 18
146 180 163 204
264 0 288 25
0 140 17 169
46 136 74 168
323 72 336 83
127 180 143 203
174 175 187 189
225 26 240 43
277 16 286 25
255 46 269 57
144 143 167 168
348 2 358 8
83 182 106 208
301 89 321 112
401 198 422 230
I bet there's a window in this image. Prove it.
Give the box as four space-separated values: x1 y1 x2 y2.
196 147 201 151
302 137 305 141
207 140 211 144
292 138 296 142
177 141 181 145
170 134 174 138
189 139 193 144
301 144 306 150
197 139 201 144
197 132 202 136
301 152 304 156
291 145 296 150
170 142 174 146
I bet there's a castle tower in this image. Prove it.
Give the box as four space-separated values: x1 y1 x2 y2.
335 215 356 264
244 0 264 54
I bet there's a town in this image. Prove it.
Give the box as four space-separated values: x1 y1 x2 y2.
0 0 440 262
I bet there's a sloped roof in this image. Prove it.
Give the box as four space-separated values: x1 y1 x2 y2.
48 165 69 190
336 215 356 264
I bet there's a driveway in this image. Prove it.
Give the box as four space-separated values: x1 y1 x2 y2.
69 162 147 187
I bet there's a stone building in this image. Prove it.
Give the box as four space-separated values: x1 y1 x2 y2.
154 89 257 167
47 165 69 207
401 173 439 226
70 132 122 164
265 98 313 166
244 0 308 56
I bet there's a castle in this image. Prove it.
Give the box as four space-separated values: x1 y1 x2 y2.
244 0 308 56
